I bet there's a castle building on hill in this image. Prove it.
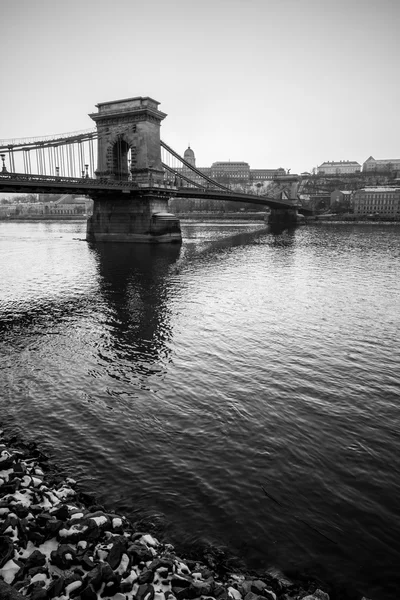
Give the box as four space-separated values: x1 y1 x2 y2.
317 160 361 175
363 156 400 172
178 146 285 183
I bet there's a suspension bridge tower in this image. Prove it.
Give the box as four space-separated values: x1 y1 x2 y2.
86 96 181 243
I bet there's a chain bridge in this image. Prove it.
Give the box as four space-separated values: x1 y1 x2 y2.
0 96 305 242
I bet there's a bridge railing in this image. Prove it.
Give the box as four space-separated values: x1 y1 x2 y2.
0 171 187 193
0 171 135 189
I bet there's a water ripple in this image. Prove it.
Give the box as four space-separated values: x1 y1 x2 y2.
1 221 400 599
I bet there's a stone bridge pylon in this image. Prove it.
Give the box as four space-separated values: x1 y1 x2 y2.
266 177 301 226
86 96 181 243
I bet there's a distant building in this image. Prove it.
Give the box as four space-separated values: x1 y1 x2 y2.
330 189 353 209
211 161 250 181
317 161 361 175
353 187 400 218
176 146 285 184
362 156 400 173
44 195 89 215
250 168 286 181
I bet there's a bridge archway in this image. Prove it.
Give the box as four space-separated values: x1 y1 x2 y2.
111 137 132 181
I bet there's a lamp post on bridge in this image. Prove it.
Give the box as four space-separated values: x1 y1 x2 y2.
1 154 7 173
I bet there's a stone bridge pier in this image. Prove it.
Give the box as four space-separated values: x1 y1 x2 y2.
86 190 181 243
268 207 299 226
267 178 302 227
86 97 181 243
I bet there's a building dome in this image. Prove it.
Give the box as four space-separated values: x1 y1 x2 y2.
183 146 196 167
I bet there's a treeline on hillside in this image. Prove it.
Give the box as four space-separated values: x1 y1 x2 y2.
169 197 264 213
1 194 62 205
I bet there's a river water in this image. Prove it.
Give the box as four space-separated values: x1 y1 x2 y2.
1 220 399 599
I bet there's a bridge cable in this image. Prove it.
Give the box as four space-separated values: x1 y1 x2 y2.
162 163 205 189
61 145 65 177
160 140 231 192
42 146 47 175
89 138 94 178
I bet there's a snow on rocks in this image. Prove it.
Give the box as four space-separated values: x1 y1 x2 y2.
0 432 369 600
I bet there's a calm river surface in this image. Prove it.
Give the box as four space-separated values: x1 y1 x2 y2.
1 220 400 599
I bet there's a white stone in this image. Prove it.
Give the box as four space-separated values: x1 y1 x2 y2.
10 489 33 507
59 524 88 537
113 517 123 529
43 490 60 505
131 582 139 596
176 561 190 575
31 573 48 583
228 587 242 600
0 450 11 462
54 486 75 499
65 580 82 595
0 559 21 584
38 538 59 559
96 548 109 561
121 571 138 588
4 525 18 541
91 515 108 526
36 496 53 510
70 512 84 520
141 534 159 547
116 553 130 575
0 468 14 480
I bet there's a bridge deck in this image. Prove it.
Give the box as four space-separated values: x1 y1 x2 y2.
0 172 302 210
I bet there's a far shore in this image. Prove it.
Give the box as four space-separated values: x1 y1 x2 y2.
1 213 400 225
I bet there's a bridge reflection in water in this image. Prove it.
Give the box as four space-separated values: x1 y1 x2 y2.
88 242 182 373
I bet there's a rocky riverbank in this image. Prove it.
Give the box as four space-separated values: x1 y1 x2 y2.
0 431 372 600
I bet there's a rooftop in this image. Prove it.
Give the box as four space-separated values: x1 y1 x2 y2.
319 160 361 166
358 187 400 192
365 158 400 163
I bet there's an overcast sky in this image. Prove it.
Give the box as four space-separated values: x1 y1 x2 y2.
1 0 399 174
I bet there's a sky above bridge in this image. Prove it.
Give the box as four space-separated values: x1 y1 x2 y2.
1 0 399 175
